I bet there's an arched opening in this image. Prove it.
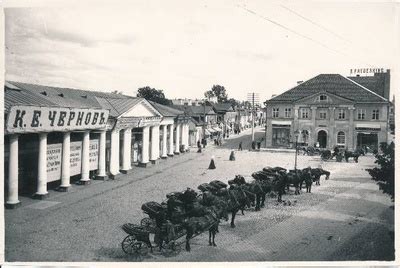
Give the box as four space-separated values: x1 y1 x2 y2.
317 130 327 148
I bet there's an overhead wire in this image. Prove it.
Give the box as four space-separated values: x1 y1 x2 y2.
237 4 376 68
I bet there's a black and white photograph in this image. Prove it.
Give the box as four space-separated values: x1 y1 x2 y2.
1 0 398 263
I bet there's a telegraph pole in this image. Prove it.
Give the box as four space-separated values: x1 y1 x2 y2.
247 92 259 142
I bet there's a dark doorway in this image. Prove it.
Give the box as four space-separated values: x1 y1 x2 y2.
317 130 327 148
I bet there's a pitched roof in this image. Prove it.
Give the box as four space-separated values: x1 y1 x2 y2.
5 83 58 112
173 105 216 116
266 74 388 103
6 81 131 110
95 97 143 117
149 101 184 117
212 103 234 112
347 75 387 98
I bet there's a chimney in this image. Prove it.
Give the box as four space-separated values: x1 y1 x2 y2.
297 81 303 85
383 69 390 99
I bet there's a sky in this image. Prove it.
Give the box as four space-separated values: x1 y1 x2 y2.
4 0 399 103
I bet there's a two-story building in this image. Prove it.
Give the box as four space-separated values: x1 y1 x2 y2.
265 73 390 150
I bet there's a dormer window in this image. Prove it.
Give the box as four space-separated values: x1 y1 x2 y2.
58 93 64 97
81 95 88 99
319 95 327 101
40 91 47 96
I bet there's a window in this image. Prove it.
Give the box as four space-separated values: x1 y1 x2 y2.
337 131 345 145
372 109 379 120
338 109 345 120
272 108 279 118
284 108 292 118
319 111 327 119
319 95 328 101
357 109 366 120
300 108 309 119
301 130 309 144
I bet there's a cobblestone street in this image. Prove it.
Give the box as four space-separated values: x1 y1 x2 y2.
5 128 394 262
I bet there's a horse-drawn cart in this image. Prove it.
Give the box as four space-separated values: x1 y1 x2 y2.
121 190 221 258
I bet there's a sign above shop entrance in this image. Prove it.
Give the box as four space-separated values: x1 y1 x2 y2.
6 106 109 134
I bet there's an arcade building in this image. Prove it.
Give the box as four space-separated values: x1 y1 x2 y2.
265 71 391 150
4 81 191 209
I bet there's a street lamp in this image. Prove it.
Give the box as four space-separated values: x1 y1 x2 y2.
294 130 300 171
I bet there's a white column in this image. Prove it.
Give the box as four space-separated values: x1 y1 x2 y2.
60 132 71 189
80 131 90 183
175 123 181 154
150 125 160 162
110 129 120 175
141 126 150 165
161 125 168 158
96 130 107 178
168 124 174 156
121 128 132 171
185 123 190 148
6 134 20 208
35 133 48 198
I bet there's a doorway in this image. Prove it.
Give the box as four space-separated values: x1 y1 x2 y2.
317 130 328 148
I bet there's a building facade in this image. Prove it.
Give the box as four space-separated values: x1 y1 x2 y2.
265 73 390 150
4 81 190 209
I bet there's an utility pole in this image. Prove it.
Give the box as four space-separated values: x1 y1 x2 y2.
247 92 259 142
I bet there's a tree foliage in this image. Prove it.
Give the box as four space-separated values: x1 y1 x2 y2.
204 85 228 103
367 142 395 201
137 86 171 105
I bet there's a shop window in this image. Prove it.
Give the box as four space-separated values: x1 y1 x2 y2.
284 108 291 118
319 111 327 119
337 131 345 145
357 109 366 120
372 109 380 120
300 108 309 119
338 109 345 120
272 108 279 118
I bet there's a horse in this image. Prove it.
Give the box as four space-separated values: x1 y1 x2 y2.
183 204 227 251
285 170 304 195
344 150 360 163
200 186 249 228
311 168 330 185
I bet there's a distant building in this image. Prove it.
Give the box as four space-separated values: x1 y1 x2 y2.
171 98 204 106
265 71 391 150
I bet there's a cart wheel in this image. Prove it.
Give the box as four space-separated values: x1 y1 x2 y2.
162 241 182 257
121 235 149 256
141 218 155 228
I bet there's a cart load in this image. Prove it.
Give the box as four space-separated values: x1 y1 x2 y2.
141 201 166 218
209 180 228 189
198 183 218 193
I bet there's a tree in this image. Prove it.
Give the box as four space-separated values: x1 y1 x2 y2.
367 142 395 201
137 86 172 105
227 98 240 109
204 85 228 103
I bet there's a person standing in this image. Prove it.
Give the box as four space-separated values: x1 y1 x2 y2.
238 141 243 151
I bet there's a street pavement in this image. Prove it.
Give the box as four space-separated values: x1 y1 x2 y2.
5 127 394 262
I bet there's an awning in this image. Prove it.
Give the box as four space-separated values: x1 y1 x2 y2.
204 129 211 135
271 120 292 125
213 127 222 132
356 123 381 130
225 125 232 130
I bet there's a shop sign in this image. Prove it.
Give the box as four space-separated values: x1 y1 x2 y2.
350 68 385 75
47 139 99 182
6 106 109 134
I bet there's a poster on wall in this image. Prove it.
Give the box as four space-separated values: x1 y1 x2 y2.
47 139 99 182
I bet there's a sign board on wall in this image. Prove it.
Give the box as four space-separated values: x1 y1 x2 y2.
6 106 109 134
47 139 99 182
